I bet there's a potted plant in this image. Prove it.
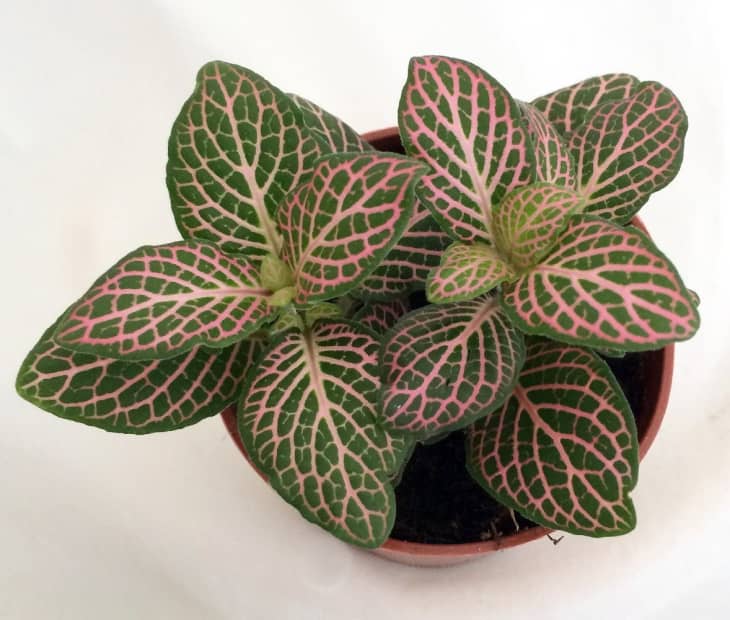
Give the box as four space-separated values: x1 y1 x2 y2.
16 55 699 567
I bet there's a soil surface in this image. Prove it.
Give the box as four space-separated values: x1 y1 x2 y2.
389 352 647 544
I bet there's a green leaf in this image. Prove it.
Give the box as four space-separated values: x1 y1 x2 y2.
238 320 410 548
17 322 263 433
259 254 295 291
378 295 525 439
167 61 317 257
531 73 639 136
267 286 296 307
466 338 639 536
356 199 451 299
519 102 576 187
501 216 700 350
399 55 534 244
493 183 583 271
570 81 688 223
289 93 374 154
55 241 273 360
426 242 514 303
269 306 304 334
304 302 342 326
277 152 426 304
352 298 411 334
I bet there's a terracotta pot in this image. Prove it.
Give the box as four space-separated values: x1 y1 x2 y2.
220 127 675 567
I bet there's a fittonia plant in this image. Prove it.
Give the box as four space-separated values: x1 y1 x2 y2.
16 56 699 548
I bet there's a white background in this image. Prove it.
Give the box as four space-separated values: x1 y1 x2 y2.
1 1 729 618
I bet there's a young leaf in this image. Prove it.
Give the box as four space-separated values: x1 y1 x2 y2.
466 339 639 536
493 183 583 271
379 296 525 439
17 322 263 433
289 93 374 154
304 302 342 326
239 320 410 548
55 241 273 360
399 55 534 244
352 298 411 334
531 73 639 136
570 81 687 224
277 152 425 304
356 199 451 299
501 216 700 350
518 102 576 187
426 242 514 303
167 61 317 257
269 306 304 334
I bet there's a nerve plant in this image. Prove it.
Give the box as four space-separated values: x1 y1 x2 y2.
17 56 699 548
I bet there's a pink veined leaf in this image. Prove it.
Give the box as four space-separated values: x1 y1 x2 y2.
501 216 700 351
426 242 514 303
167 61 317 257
55 241 273 360
352 298 411 334
531 73 639 136
518 102 576 187
466 338 639 536
16 321 264 433
569 81 688 223
356 198 451 299
288 93 374 154
277 152 426 304
493 183 584 271
238 319 411 548
399 55 534 244
378 295 525 439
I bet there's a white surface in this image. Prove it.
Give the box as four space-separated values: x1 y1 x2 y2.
1 1 729 618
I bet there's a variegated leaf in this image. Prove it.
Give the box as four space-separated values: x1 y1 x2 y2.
167 61 317 256
518 102 576 187
356 199 451 299
493 183 583 271
531 73 639 136
378 296 525 439
55 241 273 360
277 152 425 304
426 242 514 303
239 320 409 547
352 298 411 334
17 322 263 433
502 216 700 350
467 338 638 536
570 81 688 223
399 55 534 244
289 93 374 154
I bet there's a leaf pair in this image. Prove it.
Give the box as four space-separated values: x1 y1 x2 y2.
427 183 583 302
532 73 688 224
376 301 641 537
400 56 687 240
427 185 699 352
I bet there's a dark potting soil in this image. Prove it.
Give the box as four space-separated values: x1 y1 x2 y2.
389 351 648 545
